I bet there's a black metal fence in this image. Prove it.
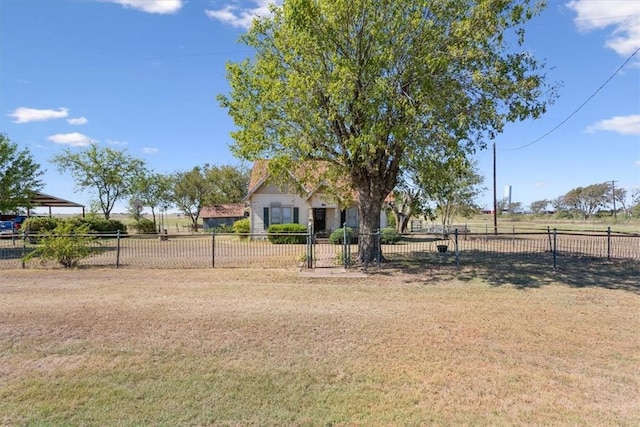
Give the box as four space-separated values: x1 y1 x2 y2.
0 228 637 270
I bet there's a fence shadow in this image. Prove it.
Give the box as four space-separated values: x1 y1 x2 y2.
374 251 640 294
472 257 639 293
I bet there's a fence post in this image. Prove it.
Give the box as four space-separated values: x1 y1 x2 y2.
607 226 611 260
454 228 459 270
212 232 216 268
342 222 350 268
376 229 381 267
22 231 27 269
547 226 552 253
116 230 121 269
552 228 557 268
307 224 313 269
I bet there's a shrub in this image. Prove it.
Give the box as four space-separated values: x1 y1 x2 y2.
22 221 96 268
232 218 250 234
386 209 396 230
552 210 576 220
267 223 307 244
132 218 157 234
329 227 356 244
213 223 234 233
68 217 128 235
90 218 127 233
22 216 60 234
380 227 401 244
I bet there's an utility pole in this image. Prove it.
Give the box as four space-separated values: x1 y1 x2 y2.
493 141 497 235
611 180 618 220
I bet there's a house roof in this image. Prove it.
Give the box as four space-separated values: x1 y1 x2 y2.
246 159 271 199
246 159 350 200
201 203 246 219
245 160 394 207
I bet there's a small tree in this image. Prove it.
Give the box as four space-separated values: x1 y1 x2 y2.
170 166 212 231
562 183 609 219
606 184 628 217
23 221 95 268
129 170 174 228
529 199 549 215
420 156 484 230
51 143 145 220
0 133 44 212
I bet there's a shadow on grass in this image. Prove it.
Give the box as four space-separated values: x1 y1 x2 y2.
373 250 640 294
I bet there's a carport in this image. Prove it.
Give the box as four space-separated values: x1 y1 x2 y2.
27 192 85 217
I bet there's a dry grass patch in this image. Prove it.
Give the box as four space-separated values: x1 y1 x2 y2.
1 268 639 425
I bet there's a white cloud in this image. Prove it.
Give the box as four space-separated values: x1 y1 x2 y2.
106 139 128 146
635 160 640 167
567 0 640 56
205 0 280 29
142 147 159 154
9 107 69 123
103 0 183 14
533 182 549 188
48 133 96 147
585 114 640 135
67 117 88 125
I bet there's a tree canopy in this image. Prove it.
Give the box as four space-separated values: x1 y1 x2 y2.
170 164 249 230
0 133 44 213
562 183 610 220
129 170 174 227
51 144 145 220
219 0 556 262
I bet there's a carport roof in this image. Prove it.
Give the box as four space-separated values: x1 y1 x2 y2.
30 192 85 208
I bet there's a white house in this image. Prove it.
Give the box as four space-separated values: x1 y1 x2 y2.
245 160 387 236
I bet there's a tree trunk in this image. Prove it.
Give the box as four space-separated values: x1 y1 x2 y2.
399 215 411 233
150 207 157 227
357 190 383 264
393 212 404 233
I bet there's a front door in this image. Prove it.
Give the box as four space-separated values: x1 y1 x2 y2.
313 208 326 235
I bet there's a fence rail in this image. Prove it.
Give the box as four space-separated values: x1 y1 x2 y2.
0 228 637 270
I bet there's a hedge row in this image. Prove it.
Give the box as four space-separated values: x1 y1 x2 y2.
22 216 128 235
330 227 400 244
267 224 307 244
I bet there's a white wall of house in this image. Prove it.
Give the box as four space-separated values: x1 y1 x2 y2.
248 183 388 234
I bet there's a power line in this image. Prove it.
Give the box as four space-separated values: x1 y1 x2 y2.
507 46 640 151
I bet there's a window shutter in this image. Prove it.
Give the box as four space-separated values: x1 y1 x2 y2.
293 207 299 224
263 207 269 229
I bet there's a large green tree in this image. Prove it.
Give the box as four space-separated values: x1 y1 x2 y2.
0 134 44 212
562 183 609 220
205 164 250 205
171 164 249 230
52 144 145 219
219 0 555 262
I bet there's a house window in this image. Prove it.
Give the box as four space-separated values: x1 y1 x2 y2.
264 205 299 229
346 207 358 228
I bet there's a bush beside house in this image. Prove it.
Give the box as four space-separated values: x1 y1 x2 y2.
267 224 307 244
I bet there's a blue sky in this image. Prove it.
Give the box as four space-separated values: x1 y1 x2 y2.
1 0 638 214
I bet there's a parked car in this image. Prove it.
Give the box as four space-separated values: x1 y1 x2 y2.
0 215 27 236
